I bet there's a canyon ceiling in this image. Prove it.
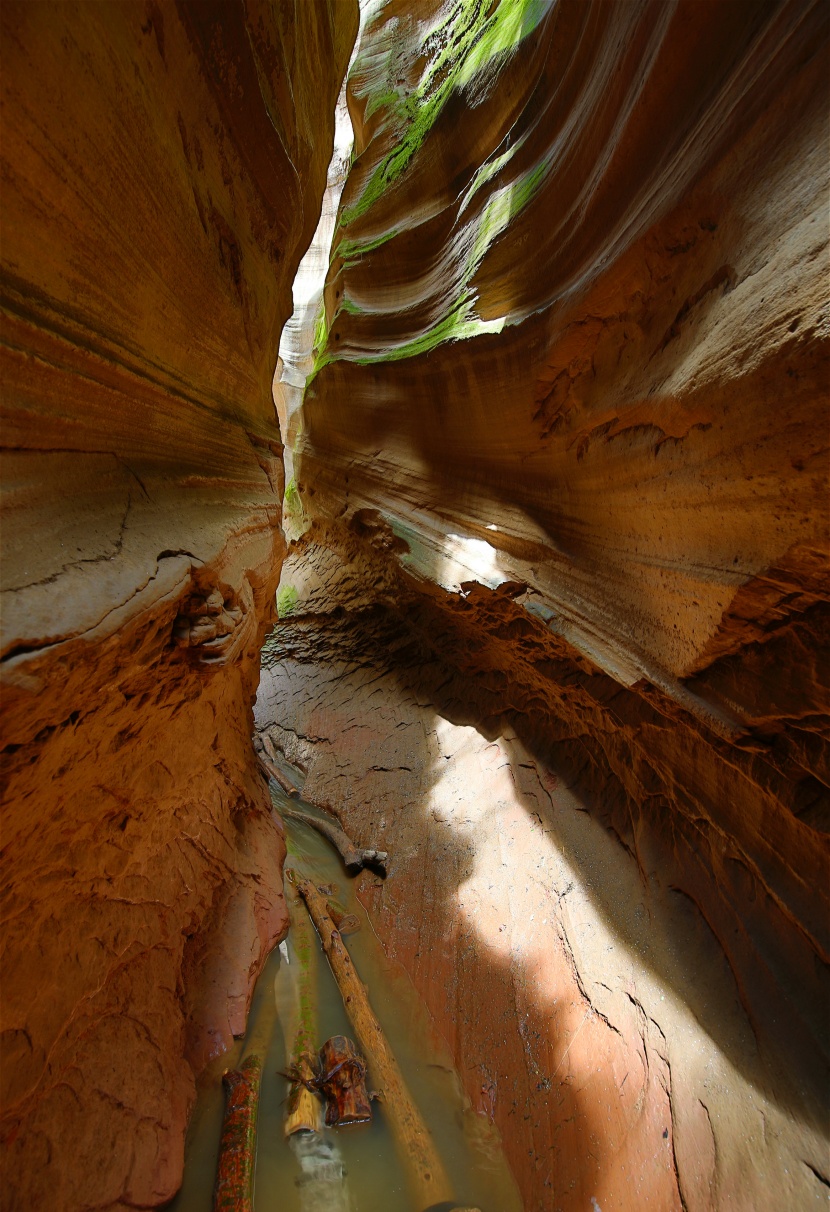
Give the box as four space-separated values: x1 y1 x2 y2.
1 1 828 1211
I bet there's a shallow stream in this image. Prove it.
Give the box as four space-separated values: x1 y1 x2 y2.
167 787 522 1212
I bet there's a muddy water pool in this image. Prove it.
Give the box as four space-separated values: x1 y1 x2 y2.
167 789 522 1212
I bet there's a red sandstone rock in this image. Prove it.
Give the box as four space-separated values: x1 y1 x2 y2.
256 527 829 1211
280 10 829 1201
299 0 829 705
1 1 828 1208
0 3 357 1207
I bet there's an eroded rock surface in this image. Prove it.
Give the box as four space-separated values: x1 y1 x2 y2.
298 0 829 705
258 527 828 1211
277 7 829 1204
0 3 356 1207
2 0 827 1207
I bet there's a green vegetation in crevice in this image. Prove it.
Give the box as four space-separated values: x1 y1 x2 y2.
347 154 548 365
312 0 552 372
312 299 329 364
337 296 363 316
284 477 300 509
310 297 364 376
336 227 400 268
282 476 307 541
277 583 299 618
340 0 548 230
335 227 400 271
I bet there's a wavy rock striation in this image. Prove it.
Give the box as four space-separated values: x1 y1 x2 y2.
0 2 356 1207
1 0 828 1207
299 0 829 699
278 1 829 1208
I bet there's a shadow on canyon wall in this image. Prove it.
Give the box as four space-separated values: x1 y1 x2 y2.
265 591 829 1148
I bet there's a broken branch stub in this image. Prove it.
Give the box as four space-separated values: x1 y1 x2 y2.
317 1035 372 1126
327 901 361 935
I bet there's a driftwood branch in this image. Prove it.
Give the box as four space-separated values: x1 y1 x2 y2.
254 745 299 798
294 876 455 1210
253 735 388 876
277 885 323 1137
281 803 388 878
214 1054 261 1211
260 731 294 779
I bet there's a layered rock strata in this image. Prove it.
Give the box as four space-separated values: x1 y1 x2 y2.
298 0 829 709
258 525 829 1212
280 6 829 1204
0 2 356 1207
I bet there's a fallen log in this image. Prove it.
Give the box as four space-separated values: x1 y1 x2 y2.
260 730 282 765
255 746 300 798
281 803 388 877
295 877 455 1210
277 884 324 1137
214 1054 262 1212
315 886 362 935
261 731 302 790
317 1035 373 1126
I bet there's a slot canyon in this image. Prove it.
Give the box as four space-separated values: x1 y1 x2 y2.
0 0 828 1208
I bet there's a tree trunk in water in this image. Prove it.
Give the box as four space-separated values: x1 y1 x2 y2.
278 882 324 1136
255 746 300 798
295 876 455 1209
281 805 367 874
214 1054 262 1212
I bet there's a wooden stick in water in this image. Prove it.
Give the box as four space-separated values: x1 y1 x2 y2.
280 882 324 1136
255 747 300 798
281 803 388 877
327 900 361 935
295 877 456 1210
214 1054 261 1212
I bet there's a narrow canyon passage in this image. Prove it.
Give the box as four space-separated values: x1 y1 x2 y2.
0 2 828 1210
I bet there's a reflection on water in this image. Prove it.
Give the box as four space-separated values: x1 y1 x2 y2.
167 791 522 1212
289 1131 350 1212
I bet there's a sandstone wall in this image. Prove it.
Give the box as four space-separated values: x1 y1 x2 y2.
259 525 829 1211
298 0 829 703
281 1 829 1207
0 2 356 1207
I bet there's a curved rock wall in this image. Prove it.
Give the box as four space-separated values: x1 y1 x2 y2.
258 523 828 1211
299 0 829 701
283 1 829 1208
1 0 827 1207
274 82 355 493
0 2 356 1207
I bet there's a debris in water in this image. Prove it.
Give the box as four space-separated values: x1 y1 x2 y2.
281 803 388 877
278 881 324 1137
295 875 456 1207
289 1130 351 1212
214 1054 261 1212
326 900 361 935
317 1035 372 1127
